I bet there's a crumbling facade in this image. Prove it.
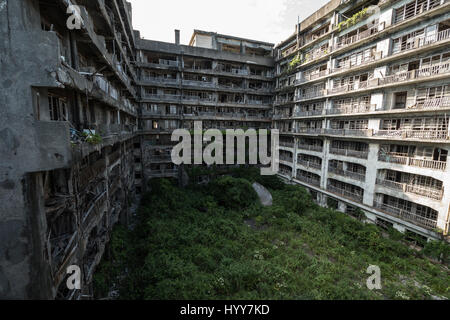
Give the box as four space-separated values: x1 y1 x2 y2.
274 0 450 241
1 0 449 300
0 0 138 299
134 30 274 183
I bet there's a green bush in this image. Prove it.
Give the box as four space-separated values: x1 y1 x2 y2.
208 176 258 210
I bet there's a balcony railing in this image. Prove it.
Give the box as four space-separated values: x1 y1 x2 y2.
296 175 321 187
374 130 448 140
379 153 447 171
376 178 444 200
327 184 364 202
324 128 372 137
329 167 366 181
280 155 294 163
144 93 181 101
296 89 326 101
295 110 323 117
408 96 450 110
279 141 295 148
297 159 322 170
334 26 379 50
326 103 375 115
142 76 179 84
373 201 437 230
329 147 368 159
298 144 323 152
380 61 450 86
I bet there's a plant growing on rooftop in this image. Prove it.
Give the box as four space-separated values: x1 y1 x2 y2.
336 7 369 32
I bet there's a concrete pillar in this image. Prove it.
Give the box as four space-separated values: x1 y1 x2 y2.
321 139 331 189
364 143 379 207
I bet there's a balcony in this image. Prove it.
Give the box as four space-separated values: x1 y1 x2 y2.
326 103 375 115
144 94 181 102
296 174 321 187
305 69 330 81
141 76 180 85
324 129 372 137
297 159 322 170
296 90 326 101
408 96 450 111
379 153 447 171
327 184 364 202
375 178 444 201
334 26 379 50
329 167 366 182
281 45 298 58
379 61 450 86
329 148 368 159
280 155 294 163
393 0 445 25
330 80 369 94
279 141 295 148
373 130 448 141
296 128 323 134
182 80 216 88
392 28 450 56
373 201 437 230
295 110 323 117
334 52 383 72
297 144 323 152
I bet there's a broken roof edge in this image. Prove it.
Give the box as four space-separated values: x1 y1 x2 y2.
189 29 275 48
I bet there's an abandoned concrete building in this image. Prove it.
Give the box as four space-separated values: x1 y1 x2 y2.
273 0 450 243
0 0 449 299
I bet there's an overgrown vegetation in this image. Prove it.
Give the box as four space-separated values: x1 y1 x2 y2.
336 7 369 32
94 168 449 300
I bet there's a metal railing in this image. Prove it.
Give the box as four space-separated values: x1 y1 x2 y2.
376 178 444 200
296 175 321 187
379 153 447 171
297 144 323 152
374 130 448 140
329 148 368 159
373 201 437 230
327 184 364 202
409 96 450 110
329 167 366 181
297 159 322 170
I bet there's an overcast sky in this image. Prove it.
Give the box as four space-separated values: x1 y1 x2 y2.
129 0 330 46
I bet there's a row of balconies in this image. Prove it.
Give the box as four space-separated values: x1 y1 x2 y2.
285 142 448 172
141 76 272 92
375 178 444 201
278 0 449 72
143 93 271 106
379 153 447 171
277 26 450 89
276 96 450 118
278 126 450 142
288 171 440 231
373 201 438 230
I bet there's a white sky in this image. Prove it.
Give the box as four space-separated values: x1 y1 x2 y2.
129 0 330 46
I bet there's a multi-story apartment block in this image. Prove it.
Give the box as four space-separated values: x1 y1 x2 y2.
274 0 450 241
1 0 449 300
134 30 274 182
